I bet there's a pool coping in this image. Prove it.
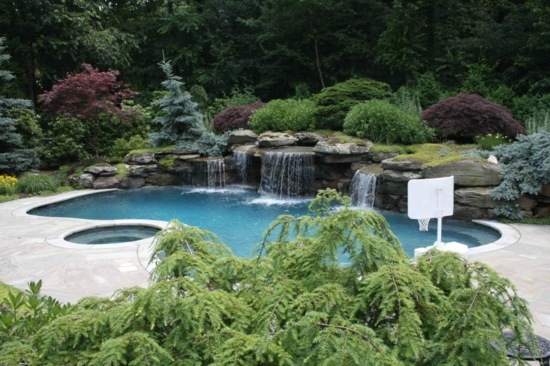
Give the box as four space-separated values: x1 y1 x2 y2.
0 189 519 299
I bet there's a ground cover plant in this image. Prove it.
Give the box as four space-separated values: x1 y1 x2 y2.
0 190 535 365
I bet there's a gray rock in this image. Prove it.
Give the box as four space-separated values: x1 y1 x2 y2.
145 173 180 186
369 151 400 163
128 165 158 177
257 132 297 148
295 132 321 146
518 196 537 210
124 153 156 164
77 173 95 188
455 187 496 208
422 160 501 186
381 159 423 171
452 205 492 220
318 154 364 163
382 169 422 183
93 176 120 189
85 164 117 176
120 177 146 189
313 140 372 155
228 129 258 145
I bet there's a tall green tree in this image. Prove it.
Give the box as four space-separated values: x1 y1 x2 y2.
255 0 387 98
0 0 136 107
0 38 39 175
150 61 227 156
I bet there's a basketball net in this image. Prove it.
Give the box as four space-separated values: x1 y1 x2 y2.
418 218 430 231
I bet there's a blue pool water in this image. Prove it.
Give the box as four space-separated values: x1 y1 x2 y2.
29 187 500 257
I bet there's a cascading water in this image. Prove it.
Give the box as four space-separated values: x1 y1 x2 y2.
260 151 315 197
233 150 250 184
207 159 226 188
350 171 377 208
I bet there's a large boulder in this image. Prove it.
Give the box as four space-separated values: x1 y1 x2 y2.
382 170 422 183
313 140 372 163
381 159 423 171
85 164 117 176
257 132 297 148
228 129 258 145
93 176 120 189
124 153 156 164
454 187 496 208
77 173 95 188
422 160 501 186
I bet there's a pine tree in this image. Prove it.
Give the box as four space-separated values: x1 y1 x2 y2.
0 38 39 175
149 61 228 156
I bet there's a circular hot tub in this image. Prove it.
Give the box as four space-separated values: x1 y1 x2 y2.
65 225 160 245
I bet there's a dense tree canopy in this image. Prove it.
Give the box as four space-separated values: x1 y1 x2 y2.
2 0 549 105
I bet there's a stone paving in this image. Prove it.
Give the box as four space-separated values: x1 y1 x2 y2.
1 190 550 339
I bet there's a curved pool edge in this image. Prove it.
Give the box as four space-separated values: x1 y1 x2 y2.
466 219 521 255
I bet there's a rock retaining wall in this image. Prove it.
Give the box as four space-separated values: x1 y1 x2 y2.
75 130 550 220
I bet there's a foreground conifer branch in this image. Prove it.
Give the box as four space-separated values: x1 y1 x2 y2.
0 190 535 365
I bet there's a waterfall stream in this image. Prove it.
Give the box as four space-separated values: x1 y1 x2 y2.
260 151 315 197
350 171 377 208
233 151 250 184
207 159 226 188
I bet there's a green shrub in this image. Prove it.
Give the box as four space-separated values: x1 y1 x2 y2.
474 133 512 151
108 135 151 162
208 86 260 117
313 78 393 130
249 98 316 133
16 173 59 194
343 100 435 144
41 117 90 166
492 132 550 219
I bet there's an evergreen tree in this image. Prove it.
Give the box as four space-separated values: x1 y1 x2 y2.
149 61 228 156
0 190 535 365
0 38 39 175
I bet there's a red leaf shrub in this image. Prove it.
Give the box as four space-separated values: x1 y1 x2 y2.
39 64 137 122
421 93 526 142
212 102 266 132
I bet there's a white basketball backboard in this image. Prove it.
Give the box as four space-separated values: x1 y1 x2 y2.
407 176 454 220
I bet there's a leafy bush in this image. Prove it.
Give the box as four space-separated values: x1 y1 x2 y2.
41 117 90 166
249 98 316 133
108 135 151 162
212 102 266 133
421 93 526 142
407 72 446 108
474 133 512 151
208 86 261 117
343 100 435 144
313 78 393 130
492 132 550 219
16 173 59 194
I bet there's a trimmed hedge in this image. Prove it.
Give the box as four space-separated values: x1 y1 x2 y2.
344 100 434 144
249 99 316 133
313 78 393 130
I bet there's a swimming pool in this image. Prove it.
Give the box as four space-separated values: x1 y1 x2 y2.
29 187 501 257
